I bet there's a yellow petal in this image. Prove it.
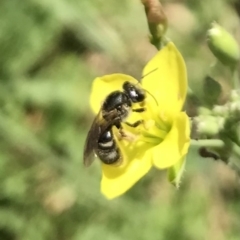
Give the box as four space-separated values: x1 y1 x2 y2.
142 42 187 114
90 74 138 114
152 112 190 169
101 137 153 199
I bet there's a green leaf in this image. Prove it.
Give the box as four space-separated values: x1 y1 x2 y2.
168 157 186 188
203 76 222 106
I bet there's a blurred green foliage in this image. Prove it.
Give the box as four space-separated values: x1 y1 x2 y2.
0 0 240 239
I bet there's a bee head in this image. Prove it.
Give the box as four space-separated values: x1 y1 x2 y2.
123 81 145 103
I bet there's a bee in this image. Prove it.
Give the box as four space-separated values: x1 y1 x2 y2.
83 81 146 167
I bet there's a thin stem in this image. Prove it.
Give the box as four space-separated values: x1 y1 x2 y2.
228 145 240 177
190 139 225 148
191 139 240 176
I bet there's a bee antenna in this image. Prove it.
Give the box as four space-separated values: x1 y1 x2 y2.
141 68 158 79
132 83 158 106
139 68 159 106
144 89 158 106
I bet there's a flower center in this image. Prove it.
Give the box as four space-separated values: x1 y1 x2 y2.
140 109 171 144
121 95 171 146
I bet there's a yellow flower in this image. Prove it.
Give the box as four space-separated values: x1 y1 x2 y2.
89 42 190 199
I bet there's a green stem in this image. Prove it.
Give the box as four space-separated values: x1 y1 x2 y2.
190 139 225 148
191 139 240 176
224 141 240 176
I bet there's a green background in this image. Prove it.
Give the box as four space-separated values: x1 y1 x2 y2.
0 0 239 239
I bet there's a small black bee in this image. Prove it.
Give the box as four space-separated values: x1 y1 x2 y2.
83 81 146 167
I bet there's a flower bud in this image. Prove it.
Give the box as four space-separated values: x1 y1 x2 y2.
196 115 220 136
230 90 240 102
212 105 228 117
229 90 240 117
207 22 240 67
229 100 240 115
198 107 212 116
142 0 168 48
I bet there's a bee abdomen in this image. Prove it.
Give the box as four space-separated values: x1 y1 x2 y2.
97 129 121 164
96 148 120 164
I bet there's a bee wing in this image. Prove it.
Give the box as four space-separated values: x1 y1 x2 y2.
83 110 119 167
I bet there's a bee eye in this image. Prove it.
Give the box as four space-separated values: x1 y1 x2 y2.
123 82 145 103
135 92 145 102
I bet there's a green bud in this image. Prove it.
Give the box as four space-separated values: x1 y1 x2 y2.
203 76 222 106
228 90 240 117
212 105 228 117
216 116 225 130
207 22 240 67
198 107 212 116
196 115 221 136
142 0 168 49
229 100 240 115
230 90 240 102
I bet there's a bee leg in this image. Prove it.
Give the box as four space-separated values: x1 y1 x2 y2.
139 101 145 107
124 120 143 128
118 125 138 142
132 107 146 113
115 124 126 140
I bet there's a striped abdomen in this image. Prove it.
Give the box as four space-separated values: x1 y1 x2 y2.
96 129 121 164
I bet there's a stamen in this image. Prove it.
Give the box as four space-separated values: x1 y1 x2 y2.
155 112 171 131
142 122 167 140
